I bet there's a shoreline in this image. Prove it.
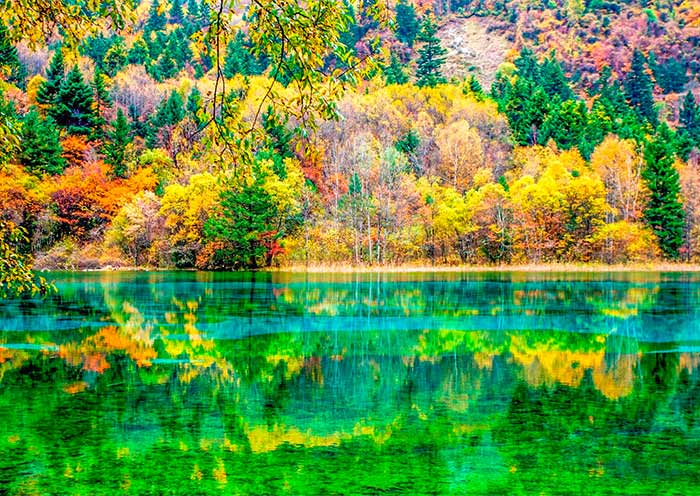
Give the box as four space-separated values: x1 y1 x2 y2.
272 262 700 273
37 262 700 273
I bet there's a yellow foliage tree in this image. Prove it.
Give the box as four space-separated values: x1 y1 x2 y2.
434 119 485 193
159 172 220 266
591 135 645 223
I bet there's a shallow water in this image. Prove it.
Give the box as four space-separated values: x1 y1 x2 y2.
1 271 700 494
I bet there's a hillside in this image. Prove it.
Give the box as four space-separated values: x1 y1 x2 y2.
436 17 512 88
1 0 700 286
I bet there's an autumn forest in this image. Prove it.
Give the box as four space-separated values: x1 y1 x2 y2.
2 0 700 278
4 2 700 493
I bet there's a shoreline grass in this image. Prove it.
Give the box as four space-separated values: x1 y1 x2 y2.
271 262 700 273
41 262 700 273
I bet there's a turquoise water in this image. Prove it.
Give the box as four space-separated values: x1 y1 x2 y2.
1 271 700 494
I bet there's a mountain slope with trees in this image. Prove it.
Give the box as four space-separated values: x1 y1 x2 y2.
0 0 699 277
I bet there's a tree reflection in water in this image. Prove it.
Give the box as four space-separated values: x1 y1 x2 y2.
1 271 700 494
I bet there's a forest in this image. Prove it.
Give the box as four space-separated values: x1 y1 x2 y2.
1 0 700 285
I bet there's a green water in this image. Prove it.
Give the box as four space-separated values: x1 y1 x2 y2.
2 271 700 495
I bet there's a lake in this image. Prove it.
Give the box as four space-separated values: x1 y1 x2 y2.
1 271 700 494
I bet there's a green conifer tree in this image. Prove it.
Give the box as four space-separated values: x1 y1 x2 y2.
0 24 26 87
223 32 264 78
679 91 699 139
395 129 420 173
540 54 574 101
464 75 485 101
395 0 419 47
148 90 185 146
104 108 132 178
19 108 66 176
204 169 279 269
187 86 204 126
677 91 700 158
642 124 685 258
540 99 588 151
383 52 408 85
154 54 178 80
92 68 112 136
199 0 211 25
103 38 128 77
53 65 97 135
262 107 294 160
415 15 446 88
128 104 148 138
170 0 184 23
514 48 541 83
36 49 65 108
187 0 200 20
338 1 358 55
624 49 657 126
147 0 168 32
161 90 185 125
651 55 688 94
504 78 550 145
128 38 150 66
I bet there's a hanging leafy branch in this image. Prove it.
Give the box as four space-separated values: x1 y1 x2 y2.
194 0 388 163
0 219 53 298
0 0 134 48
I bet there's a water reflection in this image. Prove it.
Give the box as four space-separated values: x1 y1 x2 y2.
1 271 700 494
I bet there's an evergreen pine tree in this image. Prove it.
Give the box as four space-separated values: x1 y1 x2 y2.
128 38 150 66
104 108 132 178
383 52 408 85
415 15 446 88
19 108 66 176
339 1 359 54
652 55 688 94
148 90 185 146
262 107 294 160
80 34 115 71
164 35 183 69
540 99 588 151
679 91 699 139
395 0 419 47
187 0 200 20
148 31 168 61
204 169 279 269
624 49 657 126
642 124 685 258
514 48 541 83
161 90 185 125
597 70 630 116
36 49 65 108
540 54 574 101
170 0 184 23
396 129 420 173
199 0 211 25
53 65 97 135
103 38 128 77
147 0 168 32
504 78 550 145
175 30 193 66
154 54 178 80
92 68 112 136
223 32 263 78
187 86 204 126
0 24 26 87
464 75 485 100
677 90 700 158
128 104 148 138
